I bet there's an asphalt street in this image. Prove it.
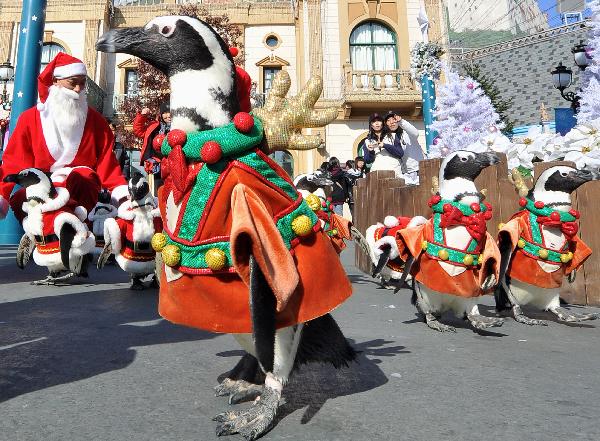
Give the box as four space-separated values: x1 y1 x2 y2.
1 243 599 441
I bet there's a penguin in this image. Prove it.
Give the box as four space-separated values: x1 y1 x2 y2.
97 16 356 440
88 189 118 256
3 168 94 284
394 151 504 332
98 173 162 290
495 165 599 324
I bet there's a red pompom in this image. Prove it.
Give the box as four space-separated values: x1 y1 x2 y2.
443 203 452 213
167 129 187 148
229 47 239 57
327 197 333 202
550 211 561 221
201 141 223 164
470 203 481 213
569 209 580 219
534 201 545 209
233 112 254 133
153 134 166 150
484 211 493 220
519 197 527 207
484 202 492 212
321 201 327 207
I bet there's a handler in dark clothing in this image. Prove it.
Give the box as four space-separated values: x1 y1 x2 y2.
107 120 131 181
328 157 351 216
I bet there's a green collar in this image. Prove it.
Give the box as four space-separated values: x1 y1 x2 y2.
428 195 491 217
519 197 577 222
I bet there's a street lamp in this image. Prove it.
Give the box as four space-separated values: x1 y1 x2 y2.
572 40 591 70
551 39 590 113
0 59 15 111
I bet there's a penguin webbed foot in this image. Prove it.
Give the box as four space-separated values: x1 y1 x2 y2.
550 307 598 322
16 234 34 269
466 312 504 330
215 378 264 405
31 270 74 285
214 386 281 440
424 312 456 333
130 277 145 290
512 305 547 326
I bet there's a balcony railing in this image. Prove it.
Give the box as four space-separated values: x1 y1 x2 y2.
343 65 419 101
86 76 106 112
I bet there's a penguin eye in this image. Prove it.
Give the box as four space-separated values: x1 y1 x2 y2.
560 172 568 177
160 26 173 36
460 157 468 162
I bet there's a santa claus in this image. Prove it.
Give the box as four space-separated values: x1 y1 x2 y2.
0 52 128 222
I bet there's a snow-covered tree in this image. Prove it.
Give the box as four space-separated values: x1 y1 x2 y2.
578 0 600 125
429 70 502 157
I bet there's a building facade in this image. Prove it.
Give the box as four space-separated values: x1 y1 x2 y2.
0 0 448 176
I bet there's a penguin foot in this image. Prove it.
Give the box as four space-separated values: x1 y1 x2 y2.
31 271 74 285
513 306 547 326
215 378 263 405
130 278 145 291
467 313 504 330
424 312 456 332
551 307 598 323
149 276 159 288
213 386 280 440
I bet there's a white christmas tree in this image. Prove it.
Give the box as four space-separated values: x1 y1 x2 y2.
578 0 600 125
429 70 502 157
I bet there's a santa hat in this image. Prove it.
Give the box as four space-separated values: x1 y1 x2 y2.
37 52 87 108
229 47 252 113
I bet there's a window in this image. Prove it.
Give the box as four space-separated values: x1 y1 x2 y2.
265 35 279 48
263 67 281 94
124 68 139 96
40 43 65 71
269 150 294 178
350 21 398 71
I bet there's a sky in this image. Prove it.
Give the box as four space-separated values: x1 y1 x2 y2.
537 0 592 27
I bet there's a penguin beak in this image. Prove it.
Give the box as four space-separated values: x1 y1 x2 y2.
573 168 600 184
3 174 20 184
474 152 499 168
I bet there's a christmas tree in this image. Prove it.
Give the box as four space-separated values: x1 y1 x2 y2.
578 0 600 126
429 70 502 157
463 63 514 134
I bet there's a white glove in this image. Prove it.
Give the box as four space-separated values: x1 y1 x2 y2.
0 196 9 220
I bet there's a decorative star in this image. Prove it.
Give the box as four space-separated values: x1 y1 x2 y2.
22 27 27 34
17 91 23 98
38 40 43 46
32 15 37 21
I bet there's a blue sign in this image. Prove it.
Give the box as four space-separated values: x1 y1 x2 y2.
554 108 577 136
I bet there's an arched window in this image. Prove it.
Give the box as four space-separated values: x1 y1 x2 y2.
40 43 65 71
350 21 397 88
269 150 294 178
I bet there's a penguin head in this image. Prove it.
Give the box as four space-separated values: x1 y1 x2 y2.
531 166 599 210
128 172 153 208
438 151 499 202
3 168 57 204
98 189 112 205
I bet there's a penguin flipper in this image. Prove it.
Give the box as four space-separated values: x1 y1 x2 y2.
372 246 391 277
249 254 276 372
16 234 34 269
97 242 113 270
350 226 371 257
495 231 515 310
59 222 77 270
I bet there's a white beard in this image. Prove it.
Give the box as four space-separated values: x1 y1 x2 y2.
46 85 88 135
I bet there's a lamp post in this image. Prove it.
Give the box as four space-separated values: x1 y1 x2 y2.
551 40 591 113
0 60 15 111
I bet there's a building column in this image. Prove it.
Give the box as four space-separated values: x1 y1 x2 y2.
0 22 15 62
83 19 100 82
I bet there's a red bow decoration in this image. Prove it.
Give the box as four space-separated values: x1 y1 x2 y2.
439 206 488 242
165 145 200 204
536 216 579 238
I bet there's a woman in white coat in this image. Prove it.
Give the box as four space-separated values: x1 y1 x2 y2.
364 111 424 184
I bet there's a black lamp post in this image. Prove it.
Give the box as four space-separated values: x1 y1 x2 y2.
551 41 591 113
0 59 15 111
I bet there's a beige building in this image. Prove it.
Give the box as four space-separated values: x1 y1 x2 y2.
0 0 448 176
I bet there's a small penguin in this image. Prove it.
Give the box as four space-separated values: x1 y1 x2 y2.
98 173 162 290
3 168 95 284
395 151 504 332
496 166 599 324
88 189 118 255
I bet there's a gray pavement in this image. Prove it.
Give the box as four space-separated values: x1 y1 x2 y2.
1 243 599 441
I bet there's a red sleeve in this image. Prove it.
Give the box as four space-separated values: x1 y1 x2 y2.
132 113 151 139
92 111 127 192
0 109 35 200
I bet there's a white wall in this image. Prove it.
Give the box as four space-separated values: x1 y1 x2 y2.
321 0 342 100
44 21 86 60
406 0 425 50
244 25 298 95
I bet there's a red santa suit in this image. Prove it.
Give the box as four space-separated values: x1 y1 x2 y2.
0 52 127 221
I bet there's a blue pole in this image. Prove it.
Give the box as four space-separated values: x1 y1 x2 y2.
0 0 47 245
421 74 437 154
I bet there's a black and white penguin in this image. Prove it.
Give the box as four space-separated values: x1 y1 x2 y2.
3 168 94 284
97 16 355 440
293 170 333 196
496 165 599 324
88 189 118 255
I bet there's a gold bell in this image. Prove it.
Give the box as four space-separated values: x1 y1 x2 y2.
291 214 313 237
560 253 572 263
330 228 338 236
438 249 449 261
304 194 321 212
151 232 168 252
463 254 474 266
206 248 227 271
538 248 549 259
517 239 526 248
162 244 181 267
421 240 428 251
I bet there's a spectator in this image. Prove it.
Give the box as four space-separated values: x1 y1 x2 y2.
328 157 351 217
362 113 385 165
355 156 366 176
107 119 131 181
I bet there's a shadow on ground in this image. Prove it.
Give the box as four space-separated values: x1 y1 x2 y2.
0 288 215 402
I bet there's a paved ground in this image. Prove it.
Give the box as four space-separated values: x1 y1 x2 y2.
1 243 600 441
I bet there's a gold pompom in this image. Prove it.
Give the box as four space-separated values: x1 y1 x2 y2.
206 248 227 271
498 223 505 230
291 215 313 236
538 248 549 259
421 240 428 251
151 233 168 252
517 239 526 248
330 228 338 236
438 249 449 261
162 244 181 267
463 254 474 266
560 253 572 263
305 194 321 212
523 137 533 145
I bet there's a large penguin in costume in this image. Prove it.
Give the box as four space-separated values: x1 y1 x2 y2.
496 166 599 324
97 16 354 440
3 168 94 284
394 151 504 332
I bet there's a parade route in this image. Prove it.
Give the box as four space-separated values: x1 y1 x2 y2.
1 243 600 441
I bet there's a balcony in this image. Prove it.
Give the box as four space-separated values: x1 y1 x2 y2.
342 64 422 117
